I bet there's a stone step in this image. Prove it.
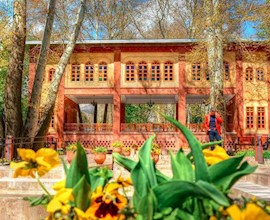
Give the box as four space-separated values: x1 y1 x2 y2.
231 181 270 201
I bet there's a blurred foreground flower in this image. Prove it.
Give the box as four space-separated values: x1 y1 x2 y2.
203 145 229 165
10 148 60 178
227 203 270 220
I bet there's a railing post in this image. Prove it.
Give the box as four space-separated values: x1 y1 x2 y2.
5 135 14 161
255 135 264 164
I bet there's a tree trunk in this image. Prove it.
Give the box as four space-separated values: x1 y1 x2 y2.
94 104 98 123
204 0 225 134
3 0 26 138
78 104 83 123
23 0 57 139
36 0 86 136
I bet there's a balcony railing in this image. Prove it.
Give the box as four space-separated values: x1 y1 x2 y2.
64 123 113 132
187 123 205 132
121 123 177 132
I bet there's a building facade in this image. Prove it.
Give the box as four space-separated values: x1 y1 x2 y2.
28 39 270 151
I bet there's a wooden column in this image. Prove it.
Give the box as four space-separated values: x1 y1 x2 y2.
235 51 244 136
57 76 65 147
267 54 270 133
120 103 126 124
113 49 121 141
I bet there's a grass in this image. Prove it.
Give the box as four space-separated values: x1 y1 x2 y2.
236 150 270 159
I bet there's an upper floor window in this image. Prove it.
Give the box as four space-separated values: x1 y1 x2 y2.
164 61 174 81
85 62 94 81
246 106 254 128
192 63 201 81
138 61 148 81
125 62 135 81
48 68 55 82
151 61 161 81
256 68 264 81
257 107 265 129
71 64 80 81
98 62 107 81
245 67 253 81
224 62 230 81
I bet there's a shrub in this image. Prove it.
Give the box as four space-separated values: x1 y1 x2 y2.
93 146 107 154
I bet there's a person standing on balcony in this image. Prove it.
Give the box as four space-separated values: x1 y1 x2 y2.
204 108 223 150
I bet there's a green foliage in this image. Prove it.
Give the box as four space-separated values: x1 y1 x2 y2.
93 146 107 153
125 104 152 123
113 115 257 219
236 150 270 159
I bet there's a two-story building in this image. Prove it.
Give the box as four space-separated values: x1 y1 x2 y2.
27 39 270 151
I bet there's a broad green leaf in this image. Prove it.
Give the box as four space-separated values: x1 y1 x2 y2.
155 169 170 183
162 114 209 182
138 135 158 187
177 209 195 220
213 161 257 191
131 161 149 210
72 175 91 211
138 188 157 220
153 180 229 210
113 152 137 171
66 143 90 188
170 149 194 181
208 154 245 182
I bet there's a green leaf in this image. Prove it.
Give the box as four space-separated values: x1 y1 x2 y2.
113 152 137 171
212 161 257 191
153 180 229 210
138 188 157 220
72 175 91 211
138 135 158 187
155 169 170 183
60 157 68 175
23 194 51 207
88 167 113 192
177 209 195 220
208 154 245 182
66 143 90 188
162 114 209 182
170 149 194 181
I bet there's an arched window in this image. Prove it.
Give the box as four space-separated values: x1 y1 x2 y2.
138 61 148 81
71 64 80 81
192 63 201 81
151 61 161 81
85 62 94 81
98 62 107 81
245 67 253 81
164 61 174 81
48 68 55 82
224 62 230 81
125 62 135 81
256 68 264 81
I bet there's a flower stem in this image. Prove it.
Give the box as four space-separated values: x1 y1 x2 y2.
36 175 52 197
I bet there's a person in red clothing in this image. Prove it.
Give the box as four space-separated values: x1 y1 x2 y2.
204 108 223 149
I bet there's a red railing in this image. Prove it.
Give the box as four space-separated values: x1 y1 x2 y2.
64 123 113 132
186 123 206 132
121 123 177 132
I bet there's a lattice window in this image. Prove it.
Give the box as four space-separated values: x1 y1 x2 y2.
224 62 230 81
151 61 161 81
245 67 253 81
192 63 201 81
98 62 107 81
125 62 135 81
85 62 94 81
256 68 264 81
257 107 265 129
71 64 80 81
138 61 148 81
246 106 254 128
48 68 55 82
164 61 173 81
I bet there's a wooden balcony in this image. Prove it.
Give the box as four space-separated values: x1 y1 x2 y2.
121 123 177 132
64 123 113 132
187 123 206 133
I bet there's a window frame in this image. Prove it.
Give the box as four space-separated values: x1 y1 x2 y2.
138 61 148 81
164 61 174 81
246 106 254 129
125 62 135 81
71 64 81 82
191 63 201 81
85 62 94 82
98 62 108 81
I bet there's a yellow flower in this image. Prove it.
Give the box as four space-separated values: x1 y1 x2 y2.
46 188 74 219
227 203 270 220
52 179 66 191
116 175 132 187
86 184 127 220
10 148 60 178
203 146 229 165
